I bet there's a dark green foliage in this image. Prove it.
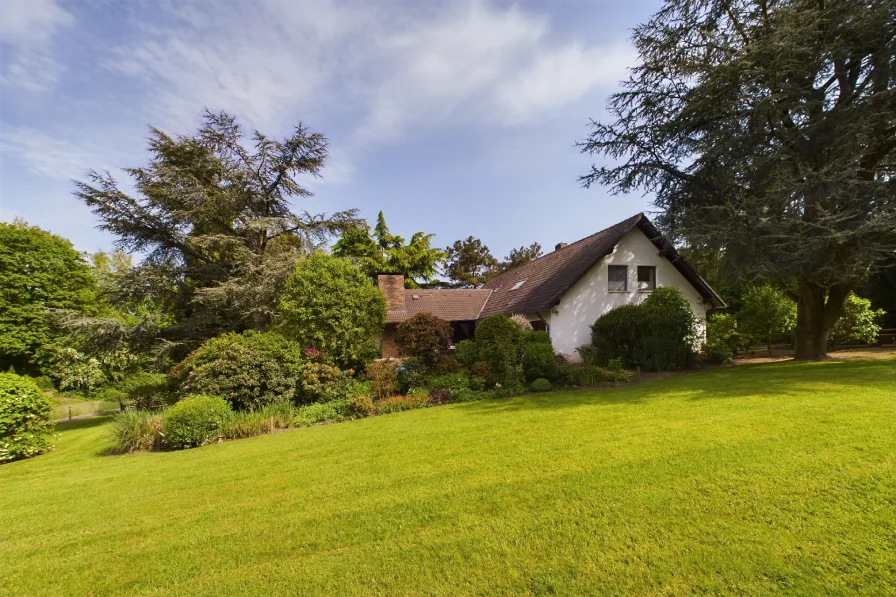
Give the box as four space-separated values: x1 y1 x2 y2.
444 237 500 288
530 378 552 393
425 372 470 397
118 372 178 410
591 288 697 371
703 342 733 365
396 358 428 394
474 315 523 382
333 211 445 287
493 374 526 398
0 373 54 463
174 331 305 411
395 313 453 368
500 243 543 272
73 110 357 356
739 284 796 354
522 341 558 382
280 253 386 370
162 395 232 450
579 0 896 360
0 221 98 373
590 304 643 368
453 339 479 368
638 288 698 371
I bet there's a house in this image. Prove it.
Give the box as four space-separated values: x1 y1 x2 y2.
379 213 725 361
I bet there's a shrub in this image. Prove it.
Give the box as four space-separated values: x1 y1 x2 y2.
493 374 526 398
590 288 697 371
590 304 643 367
637 287 698 371
296 362 360 404
738 283 797 353
0 373 54 463
395 313 453 368
469 375 486 391
429 388 452 405
470 361 491 379
366 360 398 400
280 253 386 370
118 372 178 410
567 365 611 386
407 387 431 400
32 376 55 391
396 358 428 394
174 331 304 411
222 402 296 440
474 315 523 382
374 395 430 415
47 347 106 394
522 341 557 382
111 409 164 453
575 344 599 366
831 293 884 347
530 378 552 392
453 339 479 367
162 395 232 450
347 393 374 417
706 312 744 357
426 372 470 394
510 314 533 332
703 341 734 364
294 400 351 426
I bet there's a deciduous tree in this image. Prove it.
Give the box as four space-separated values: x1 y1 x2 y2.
443 236 499 287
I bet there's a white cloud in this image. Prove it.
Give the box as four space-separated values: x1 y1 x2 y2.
0 0 72 91
0 0 72 46
0 126 122 181
494 42 635 125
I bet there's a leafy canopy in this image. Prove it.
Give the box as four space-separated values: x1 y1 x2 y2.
580 0 896 359
279 253 386 370
443 236 499 288
333 211 445 288
0 220 98 373
738 284 797 353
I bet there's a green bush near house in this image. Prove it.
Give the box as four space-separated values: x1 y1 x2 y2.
474 314 523 383
0 373 54 463
173 331 305 411
279 253 386 371
453 339 479 367
162 395 232 450
591 287 697 371
395 313 453 368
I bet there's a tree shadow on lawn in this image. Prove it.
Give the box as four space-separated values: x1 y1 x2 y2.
55 415 115 432
469 358 894 415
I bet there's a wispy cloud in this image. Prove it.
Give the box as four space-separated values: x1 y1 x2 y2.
0 0 73 91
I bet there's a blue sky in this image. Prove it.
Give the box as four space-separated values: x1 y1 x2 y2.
0 0 659 262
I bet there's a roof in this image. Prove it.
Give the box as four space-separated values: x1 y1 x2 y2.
385 288 493 324
480 213 726 316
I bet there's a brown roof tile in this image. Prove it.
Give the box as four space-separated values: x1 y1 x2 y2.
386 288 493 323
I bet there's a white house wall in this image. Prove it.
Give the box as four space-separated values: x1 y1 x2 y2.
546 229 708 361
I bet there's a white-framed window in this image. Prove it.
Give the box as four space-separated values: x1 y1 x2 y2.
637 266 656 291
608 265 628 292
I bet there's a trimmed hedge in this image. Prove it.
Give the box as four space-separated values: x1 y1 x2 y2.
0 373 54 463
590 287 697 371
530 378 552 392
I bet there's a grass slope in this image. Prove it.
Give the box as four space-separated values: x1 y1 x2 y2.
2 359 895 596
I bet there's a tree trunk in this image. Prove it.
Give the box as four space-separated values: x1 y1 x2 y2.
793 280 854 361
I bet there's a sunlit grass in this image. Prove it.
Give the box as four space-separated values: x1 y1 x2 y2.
2 359 894 596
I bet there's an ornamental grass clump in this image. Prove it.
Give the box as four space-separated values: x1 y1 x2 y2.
110 409 164 453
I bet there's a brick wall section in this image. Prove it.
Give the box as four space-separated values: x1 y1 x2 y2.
377 274 405 311
381 324 400 359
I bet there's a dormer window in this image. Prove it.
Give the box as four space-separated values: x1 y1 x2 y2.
511 279 526 290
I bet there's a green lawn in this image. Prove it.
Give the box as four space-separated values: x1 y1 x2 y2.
2 360 895 596
49 394 120 420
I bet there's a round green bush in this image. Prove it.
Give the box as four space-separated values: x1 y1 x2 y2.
453 339 479 367
174 331 305 411
474 315 523 382
280 253 386 370
0 373 54 463
530 378 552 392
162 395 232 450
525 330 552 345
590 303 643 367
395 313 453 368
522 340 558 381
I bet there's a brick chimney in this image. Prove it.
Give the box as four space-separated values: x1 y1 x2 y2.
555 242 567 251
377 274 406 311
